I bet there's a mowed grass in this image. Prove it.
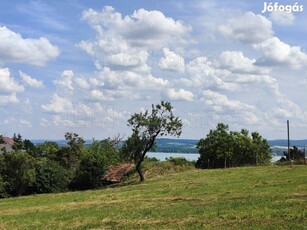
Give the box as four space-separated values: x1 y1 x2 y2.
0 165 306 229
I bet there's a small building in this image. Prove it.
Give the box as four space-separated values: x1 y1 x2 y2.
0 136 15 154
102 163 135 184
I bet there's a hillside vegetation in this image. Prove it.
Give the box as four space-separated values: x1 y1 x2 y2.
0 165 306 229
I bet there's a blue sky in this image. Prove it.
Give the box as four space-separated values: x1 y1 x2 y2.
0 0 307 140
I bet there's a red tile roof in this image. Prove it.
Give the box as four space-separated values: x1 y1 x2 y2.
2 137 14 146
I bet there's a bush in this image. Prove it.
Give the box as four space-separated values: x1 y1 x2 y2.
1 151 36 196
36 141 60 158
0 175 9 198
144 157 159 163
29 158 69 194
197 124 271 169
71 140 121 190
0 155 7 198
166 157 193 166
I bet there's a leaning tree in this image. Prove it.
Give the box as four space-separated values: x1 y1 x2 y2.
123 101 182 182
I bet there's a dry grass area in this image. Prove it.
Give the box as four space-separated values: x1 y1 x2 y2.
0 165 306 229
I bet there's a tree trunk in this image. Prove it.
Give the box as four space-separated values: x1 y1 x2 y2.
135 138 157 182
136 161 144 182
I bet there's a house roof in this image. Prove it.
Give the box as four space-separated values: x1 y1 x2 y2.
102 163 135 183
1 136 15 146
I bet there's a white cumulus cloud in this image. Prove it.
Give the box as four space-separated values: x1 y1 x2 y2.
41 94 74 114
165 88 193 101
54 70 74 91
81 6 192 50
19 70 44 88
78 6 192 73
0 94 19 105
270 11 295 26
89 89 114 101
201 90 255 112
186 57 239 91
0 26 60 66
97 67 168 91
159 48 185 72
219 51 269 74
219 12 273 44
0 68 24 94
0 68 24 105
75 77 91 90
254 37 307 68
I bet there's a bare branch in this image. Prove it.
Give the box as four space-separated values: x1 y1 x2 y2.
109 133 125 146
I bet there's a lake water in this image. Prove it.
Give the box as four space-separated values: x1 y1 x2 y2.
272 155 283 162
147 152 200 161
147 152 282 162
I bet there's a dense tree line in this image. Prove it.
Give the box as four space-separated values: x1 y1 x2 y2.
196 123 272 168
0 133 122 198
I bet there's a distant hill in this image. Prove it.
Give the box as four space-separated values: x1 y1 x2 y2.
30 138 307 154
154 138 198 153
155 139 307 153
268 139 307 147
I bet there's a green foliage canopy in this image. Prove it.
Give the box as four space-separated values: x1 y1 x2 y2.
30 158 69 194
71 140 121 190
124 101 182 181
0 151 36 196
197 123 271 168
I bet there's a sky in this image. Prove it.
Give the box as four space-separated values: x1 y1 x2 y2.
0 0 307 140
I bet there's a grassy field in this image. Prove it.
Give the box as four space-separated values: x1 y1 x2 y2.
0 165 306 229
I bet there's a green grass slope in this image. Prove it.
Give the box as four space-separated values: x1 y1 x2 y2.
0 165 306 229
